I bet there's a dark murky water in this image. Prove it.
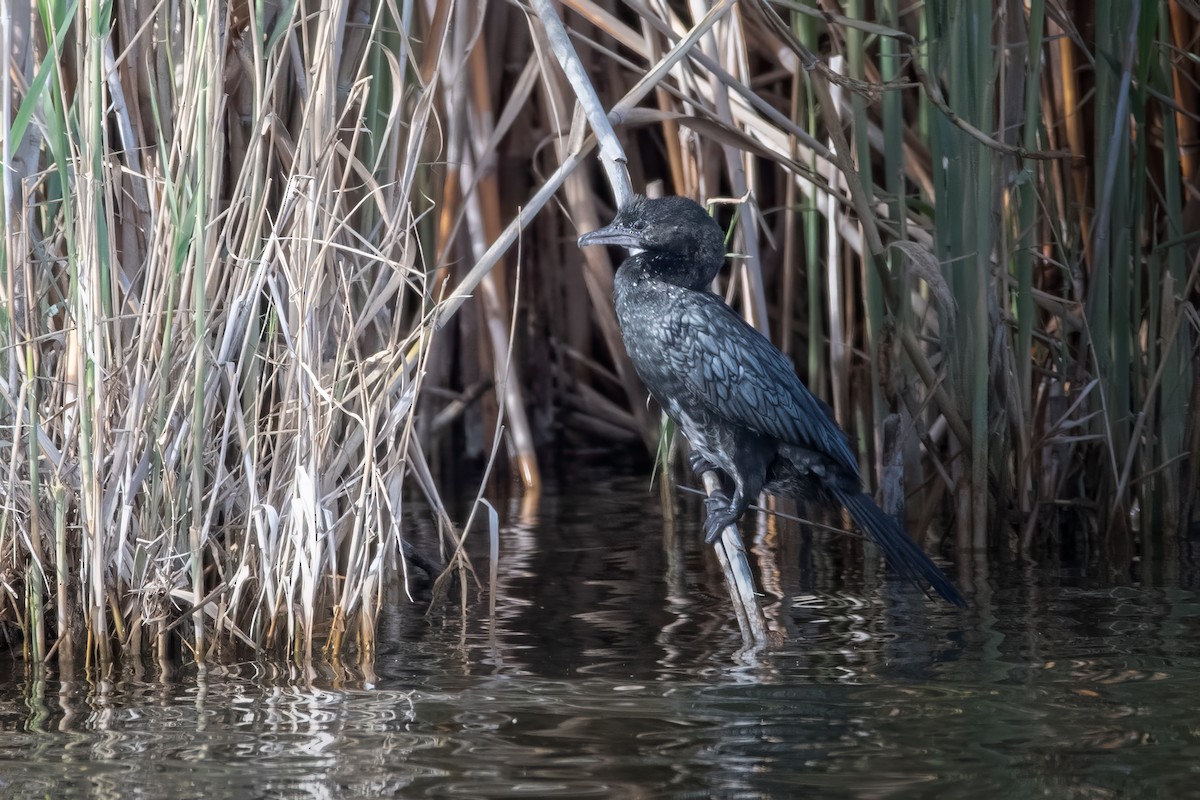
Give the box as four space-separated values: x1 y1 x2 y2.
3 476 1199 798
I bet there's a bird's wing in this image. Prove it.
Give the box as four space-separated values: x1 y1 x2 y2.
665 293 860 477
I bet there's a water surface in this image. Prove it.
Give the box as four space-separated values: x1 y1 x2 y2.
2 476 1197 798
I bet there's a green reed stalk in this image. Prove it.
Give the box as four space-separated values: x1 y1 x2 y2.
188 0 213 660
846 0 883 475
880 0 905 243
1154 5 1189 526
792 10 825 401
1091 1 1136 493
77 0 111 667
54 484 69 660
879 0 909 518
1016 0 1046 513
928 1 994 546
968 5 993 549
25 343 45 662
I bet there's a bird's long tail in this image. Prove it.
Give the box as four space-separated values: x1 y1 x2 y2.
829 488 966 607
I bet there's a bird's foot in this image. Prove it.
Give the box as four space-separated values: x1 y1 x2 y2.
703 493 738 544
689 450 719 477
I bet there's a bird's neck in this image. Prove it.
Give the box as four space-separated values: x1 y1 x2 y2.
615 253 719 292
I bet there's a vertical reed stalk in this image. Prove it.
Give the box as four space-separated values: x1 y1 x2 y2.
1016 0 1046 516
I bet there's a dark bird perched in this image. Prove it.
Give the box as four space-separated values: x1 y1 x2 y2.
579 195 965 606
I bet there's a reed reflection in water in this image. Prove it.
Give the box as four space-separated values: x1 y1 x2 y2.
2 477 1198 799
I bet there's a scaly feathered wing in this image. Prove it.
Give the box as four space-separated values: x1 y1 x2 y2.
651 291 859 477
642 291 965 607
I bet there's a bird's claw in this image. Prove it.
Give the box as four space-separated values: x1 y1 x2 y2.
703 493 736 544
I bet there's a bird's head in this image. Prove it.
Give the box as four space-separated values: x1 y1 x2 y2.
578 195 727 290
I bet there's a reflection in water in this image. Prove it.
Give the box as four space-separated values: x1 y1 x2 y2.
1 476 1199 799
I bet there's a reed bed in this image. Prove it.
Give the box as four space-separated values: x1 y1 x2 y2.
1 0 1196 665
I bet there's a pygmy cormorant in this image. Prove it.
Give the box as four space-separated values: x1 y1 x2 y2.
579 195 965 606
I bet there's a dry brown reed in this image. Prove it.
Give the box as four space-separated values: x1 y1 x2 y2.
1 0 1197 665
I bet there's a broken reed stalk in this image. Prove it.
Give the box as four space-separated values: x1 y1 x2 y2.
532 0 769 647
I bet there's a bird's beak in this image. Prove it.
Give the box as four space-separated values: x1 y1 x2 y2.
578 223 645 250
